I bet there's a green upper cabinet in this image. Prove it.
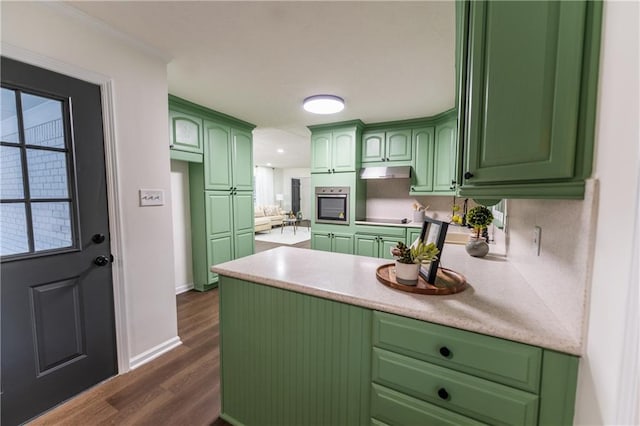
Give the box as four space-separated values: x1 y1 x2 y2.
362 129 412 166
309 121 363 174
410 110 458 196
204 122 253 191
459 0 602 199
169 110 204 162
410 127 435 193
433 117 458 193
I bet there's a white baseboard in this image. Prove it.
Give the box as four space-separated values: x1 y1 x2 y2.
175 282 194 295
129 336 182 370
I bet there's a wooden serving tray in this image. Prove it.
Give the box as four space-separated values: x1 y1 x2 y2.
376 263 467 295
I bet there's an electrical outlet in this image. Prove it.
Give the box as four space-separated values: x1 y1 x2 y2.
139 189 165 206
532 226 542 256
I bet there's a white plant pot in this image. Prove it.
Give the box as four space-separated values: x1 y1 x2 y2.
394 261 421 286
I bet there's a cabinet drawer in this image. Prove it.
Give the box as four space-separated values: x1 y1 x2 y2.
372 348 538 426
355 225 406 239
371 383 485 426
373 311 541 392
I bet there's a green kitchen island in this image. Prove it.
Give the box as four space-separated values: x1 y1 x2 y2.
212 246 580 426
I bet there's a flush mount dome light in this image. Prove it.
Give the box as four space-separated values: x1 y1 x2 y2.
303 95 345 114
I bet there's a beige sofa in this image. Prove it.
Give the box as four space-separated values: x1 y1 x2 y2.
254 205 287 233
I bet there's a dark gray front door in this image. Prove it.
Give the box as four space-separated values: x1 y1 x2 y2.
1 57 117 425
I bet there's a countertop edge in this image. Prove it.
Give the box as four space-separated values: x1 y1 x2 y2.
212 266 582 356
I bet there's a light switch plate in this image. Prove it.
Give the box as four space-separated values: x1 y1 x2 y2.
532 225 542 256
139 189 165 206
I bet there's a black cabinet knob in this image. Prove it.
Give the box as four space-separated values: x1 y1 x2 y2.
332 168 335 173
92 233 106 244
94 255 110 267
386 158 390 161
328 169 331 173
411 187 415 191
439 346 451 358
464 172 474 179
437 388 449 400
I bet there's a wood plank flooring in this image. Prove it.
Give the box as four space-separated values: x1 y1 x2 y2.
30 290 228 426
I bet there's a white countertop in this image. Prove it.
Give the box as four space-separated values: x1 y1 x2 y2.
212 245 581 356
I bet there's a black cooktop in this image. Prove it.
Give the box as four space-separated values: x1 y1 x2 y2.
361 217 409 224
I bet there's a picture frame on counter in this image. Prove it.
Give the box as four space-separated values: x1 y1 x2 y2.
418 217 449 284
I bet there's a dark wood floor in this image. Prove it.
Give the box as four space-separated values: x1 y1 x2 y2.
254 237 311 253
31 290 227 426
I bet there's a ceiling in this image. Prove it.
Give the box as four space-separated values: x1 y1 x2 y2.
67 1 456 169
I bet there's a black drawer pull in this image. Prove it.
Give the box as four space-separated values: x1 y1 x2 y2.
437 388 449 400
439 346 451 358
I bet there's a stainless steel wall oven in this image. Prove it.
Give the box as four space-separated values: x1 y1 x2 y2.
315 186 349 225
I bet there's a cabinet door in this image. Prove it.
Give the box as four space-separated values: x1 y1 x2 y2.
332 233 353 254
232 191 254 234
234 230 254 259
385 129 412 162
332 131 356 172
433 120 457 192
232 128 253 191
362 131 385 164
411 127 435 193
464 1 586 184
169 110 203 153
208 235 233 284
354 235 378 258
311 232 332 252
204 121 232 191
407 228 423 247
311 132 332 173
379 237 399 260
206 192 233 237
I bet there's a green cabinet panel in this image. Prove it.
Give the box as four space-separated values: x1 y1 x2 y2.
206 192 232 236
371 384 484 426
309 123 363 174
433 119 458 193
355 235 378 258
460 1 602 199
362 132 385 163
311 231 353 254
169 110 203 154
208 235 233 283
219 277 372 426
406 228 423 246
310 132 332 173
234 230 255 259
372 348 539 425
538 350 579 426
333 233 354 254
379 238 398 260
386 130 412 162
332 130 357 172
362 129 412 165
232 191 254 233
204 121 232 190
410 127 435 193
232 129 254 191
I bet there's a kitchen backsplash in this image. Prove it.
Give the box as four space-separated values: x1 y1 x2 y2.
506 179 599 344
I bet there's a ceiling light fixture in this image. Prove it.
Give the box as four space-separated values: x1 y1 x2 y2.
277 148 284 153
303 95 345 114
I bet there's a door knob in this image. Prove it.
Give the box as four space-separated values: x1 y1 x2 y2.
94 255 110 266
92 233 106 244
464 172 474 179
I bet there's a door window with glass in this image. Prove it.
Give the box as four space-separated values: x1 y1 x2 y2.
1 87 77 258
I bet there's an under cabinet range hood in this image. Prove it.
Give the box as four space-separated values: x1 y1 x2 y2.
359 166 411 179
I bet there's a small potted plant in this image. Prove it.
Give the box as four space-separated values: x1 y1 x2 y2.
391 241 440 285
465 205 494 257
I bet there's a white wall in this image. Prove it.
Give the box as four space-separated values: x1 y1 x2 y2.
574 2 639 423
1 2 179 366
279 168 311 217
170 160 193 294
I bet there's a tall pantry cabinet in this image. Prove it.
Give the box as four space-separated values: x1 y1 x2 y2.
170 95 256 291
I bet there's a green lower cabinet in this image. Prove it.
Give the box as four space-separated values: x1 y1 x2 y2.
218 277 580 426
219 277 371 426
311 231 353 254
354 226 406 259
208 235 232 284
406 228 423 246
